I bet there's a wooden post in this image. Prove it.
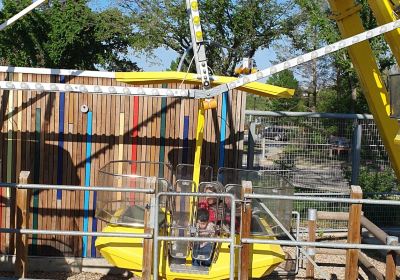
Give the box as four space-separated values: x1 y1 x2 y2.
15 171 30 278
240 181 252 280
345 185 363 280
306 209 317 279
142 178 154 280
385 236 398 280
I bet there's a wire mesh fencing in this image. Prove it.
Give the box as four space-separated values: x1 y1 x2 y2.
244 111 400 230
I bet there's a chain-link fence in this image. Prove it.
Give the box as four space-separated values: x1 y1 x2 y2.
244 111 400 229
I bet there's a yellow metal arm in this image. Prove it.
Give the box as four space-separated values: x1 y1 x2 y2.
367 0 400 65
116 71 295 99
328 0 400 180
367 0 400 146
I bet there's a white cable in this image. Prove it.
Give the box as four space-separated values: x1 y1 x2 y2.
206 18 400 97
0 0 47 31
0 66 115 78
178 55 196 90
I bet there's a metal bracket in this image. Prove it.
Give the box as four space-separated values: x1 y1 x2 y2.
148 197 156 230
189 225 197 235
186 0 211 89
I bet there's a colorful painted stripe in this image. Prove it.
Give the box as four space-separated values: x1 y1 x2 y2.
56 76 65 199
32 108 41 254
180 115 190 235
218 92 228 168
0 73 11 249
159 84 167 178
7 73 13 196
82 111 93 258
182 116 189 164
217 92 228 183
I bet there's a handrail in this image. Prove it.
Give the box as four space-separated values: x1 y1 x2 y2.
0 183 155 193
245 110 374 119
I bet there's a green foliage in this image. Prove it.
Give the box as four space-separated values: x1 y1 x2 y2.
267 69 298 89
358 167 399 198
0 0 49 66
265 69 307 111
246 69 307 111
316 88 370 114
119 0 293 75
0 0 139 71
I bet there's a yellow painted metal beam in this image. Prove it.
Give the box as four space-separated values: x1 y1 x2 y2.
116 71 294 99
367 0 400 64
192 99 205 191
367 0 400 146
190 99 205 225
328 0 400 180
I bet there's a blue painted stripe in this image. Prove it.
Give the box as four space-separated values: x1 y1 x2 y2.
56 76 65 200
182 116 189 164
218 93 228 183
218 92 228 168
82 112 93 258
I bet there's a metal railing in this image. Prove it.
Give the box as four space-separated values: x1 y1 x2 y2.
2 181 400 279
245 110 399 229
0 183 155 239
153 192 236 280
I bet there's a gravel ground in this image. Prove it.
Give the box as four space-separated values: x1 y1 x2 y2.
1 237 399 279
267 236 400 279
0 272 139 280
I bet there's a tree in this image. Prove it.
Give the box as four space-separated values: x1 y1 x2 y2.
265 69 306 111
246 69 306 111
274 0 395 114
0 0 140 71
272 0 339 111
0 0 49 66
119 0 294 76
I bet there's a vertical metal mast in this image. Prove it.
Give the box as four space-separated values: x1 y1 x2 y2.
185 0 211 89
185 0 210 190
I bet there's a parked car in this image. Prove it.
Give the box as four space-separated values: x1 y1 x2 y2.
263 126 288 141
328 136 350 148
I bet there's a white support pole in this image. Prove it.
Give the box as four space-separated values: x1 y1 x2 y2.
0 0 47 31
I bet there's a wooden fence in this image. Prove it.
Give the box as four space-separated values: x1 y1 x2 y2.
0 72 246 257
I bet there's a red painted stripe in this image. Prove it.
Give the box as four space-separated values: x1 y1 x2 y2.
0 190 2 250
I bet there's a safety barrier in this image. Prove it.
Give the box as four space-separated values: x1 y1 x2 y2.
2 172 400 279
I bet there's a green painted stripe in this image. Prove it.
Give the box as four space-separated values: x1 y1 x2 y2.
6 73 13 186
159 84 167 178
31 108 41 254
